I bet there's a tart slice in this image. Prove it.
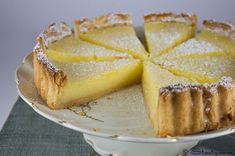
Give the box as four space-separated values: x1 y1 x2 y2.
142 61 190 136
154 56 235 83
144 12 197 57
47 36 132 62
42 22 132 62
157 20 235 60
157 76 235 136
143 62 235 136
34 22 142 109
74 13 148 60
197 20 235 54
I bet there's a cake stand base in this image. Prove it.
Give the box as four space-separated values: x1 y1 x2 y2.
83 134 198 156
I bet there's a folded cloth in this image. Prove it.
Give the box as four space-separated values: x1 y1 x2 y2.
0 97 98 156
0 97 234 156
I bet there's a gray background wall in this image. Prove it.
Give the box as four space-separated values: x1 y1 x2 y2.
1 0 235 129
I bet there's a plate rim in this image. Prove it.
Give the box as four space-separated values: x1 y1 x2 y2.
15 52 235 144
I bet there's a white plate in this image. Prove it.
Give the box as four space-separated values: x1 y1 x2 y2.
16 52 235 144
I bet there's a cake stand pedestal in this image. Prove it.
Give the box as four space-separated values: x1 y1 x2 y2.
83 134 198 156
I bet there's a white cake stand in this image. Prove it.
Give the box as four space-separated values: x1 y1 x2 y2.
16 53 235 156
83 134 198 156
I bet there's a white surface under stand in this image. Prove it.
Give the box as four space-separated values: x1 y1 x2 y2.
83 134 198 156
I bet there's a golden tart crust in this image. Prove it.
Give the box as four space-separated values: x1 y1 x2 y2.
144 12 197 26
158 77 235 136
202 20 235 40
34 22 71 109
74 12 132 34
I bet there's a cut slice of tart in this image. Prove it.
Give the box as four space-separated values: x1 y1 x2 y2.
74 13 148 60
143 12 197 57
143 61 235 136
47 36 132 62
35 44 142 109
34 22 142 109
157 76 235 136
142 61 190 136
157 20 235 61
154 56 235 83
197 20 235 54
41 22 132 62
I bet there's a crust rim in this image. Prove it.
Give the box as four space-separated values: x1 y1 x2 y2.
34 22 72 108
143 12 197 26
157 76 235 136
202 20 235 40
74 12 133 34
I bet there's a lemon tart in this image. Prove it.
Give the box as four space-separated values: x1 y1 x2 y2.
143 61 235 136
74 13 148 60
33 14 235 137
144 12 197 57
41 22 133 62
157 20 235 60
34 22 142 109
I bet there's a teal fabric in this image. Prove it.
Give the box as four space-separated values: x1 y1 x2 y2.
0 97 235 156
0 97 98 156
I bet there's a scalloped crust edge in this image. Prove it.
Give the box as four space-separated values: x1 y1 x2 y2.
143 12 197 27
36 21 72 74
202 20 235 41
157 76 235 136
34 22 72 109
74 12 133 34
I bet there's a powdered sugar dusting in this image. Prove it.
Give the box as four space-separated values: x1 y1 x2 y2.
159 38 223 59
35 22 72 73
160 83 189 93
161 60 173 67
203 20 235 41
205 26 231 38
219 76 233 88
51 59 137 80
160 76 233 94
48 36 131 58
172 39 222 55
144 12 195 25
34 43 58 73
147 27 182 54
39 22 72 47
77 13 132 33
159 16 192 25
